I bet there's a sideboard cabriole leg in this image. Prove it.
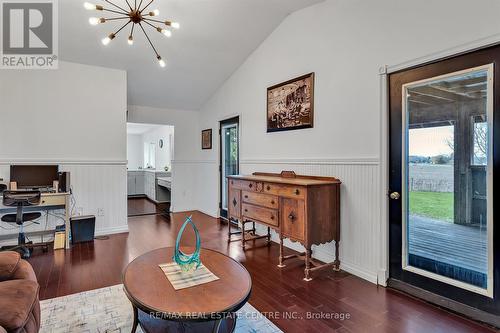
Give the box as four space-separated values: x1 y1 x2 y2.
333 240 340 271
131 305 138 333
277 234 286 268
303 247 312 281
267 227 271 244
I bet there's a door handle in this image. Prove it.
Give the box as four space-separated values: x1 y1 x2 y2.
389 192 400 200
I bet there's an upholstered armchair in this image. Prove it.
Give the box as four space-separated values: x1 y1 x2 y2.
0 251 40 333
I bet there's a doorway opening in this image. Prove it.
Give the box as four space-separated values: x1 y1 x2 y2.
219 116 239 219
126 123 174 217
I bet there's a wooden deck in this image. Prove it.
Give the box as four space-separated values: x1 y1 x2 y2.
408 215 487 275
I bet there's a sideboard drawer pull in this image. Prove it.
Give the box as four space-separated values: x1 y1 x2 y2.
249 183 253 188
294 189 300 195
244 195 248 199
270 200 275 205
266 185 271 191
270 215 275 220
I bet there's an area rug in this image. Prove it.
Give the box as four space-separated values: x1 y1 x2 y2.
40 284 282 333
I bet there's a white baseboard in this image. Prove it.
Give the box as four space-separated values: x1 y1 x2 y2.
341 261 378 285
95 224 129 236
377 269 388 286
0 224 129 247
197 208 218 219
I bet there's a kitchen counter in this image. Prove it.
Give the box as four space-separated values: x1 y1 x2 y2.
128 171 171 202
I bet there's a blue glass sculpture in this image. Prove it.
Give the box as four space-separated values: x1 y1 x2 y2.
173 215 201 272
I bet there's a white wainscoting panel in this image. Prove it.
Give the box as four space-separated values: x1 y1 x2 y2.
239 158 381 284
171 160 218 215
0 163 128 245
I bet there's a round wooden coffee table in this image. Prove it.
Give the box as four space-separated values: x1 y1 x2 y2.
123 247 252 333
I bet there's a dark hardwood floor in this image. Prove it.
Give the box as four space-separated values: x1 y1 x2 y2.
127 197 164 216
27 211 497 333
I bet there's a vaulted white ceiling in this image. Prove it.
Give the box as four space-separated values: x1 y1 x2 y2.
59 0 324 110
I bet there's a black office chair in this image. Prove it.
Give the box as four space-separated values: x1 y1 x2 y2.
0 184 6 193
1 191 44 258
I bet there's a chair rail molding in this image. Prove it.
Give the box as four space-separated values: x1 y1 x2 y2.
171 159 218 164
240 157 380 166
0 159 127 165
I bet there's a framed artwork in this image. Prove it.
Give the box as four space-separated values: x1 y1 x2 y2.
201 129 212 149
267 72 314 132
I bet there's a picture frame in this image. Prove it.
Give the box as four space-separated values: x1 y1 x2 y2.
267 72 314 132
201 129 212 149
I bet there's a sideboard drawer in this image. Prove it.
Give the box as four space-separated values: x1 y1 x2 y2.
230 179 256 191
263 183 305 199
242 203 279 227
242 191 278 209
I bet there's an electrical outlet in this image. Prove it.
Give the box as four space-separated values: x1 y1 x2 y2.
97 208 105 217
77 207 83 216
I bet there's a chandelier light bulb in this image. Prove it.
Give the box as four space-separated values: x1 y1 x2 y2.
151 9 160 16
83 2 96 10
101 33 115 45
88 17 100 25
157 56 166 67
128 36 134 45
171 22 180 29
157 27 171 37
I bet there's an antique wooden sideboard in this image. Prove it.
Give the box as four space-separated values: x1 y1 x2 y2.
227 171 341 281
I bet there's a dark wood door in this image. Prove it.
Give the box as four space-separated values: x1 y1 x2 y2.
388 44 500 317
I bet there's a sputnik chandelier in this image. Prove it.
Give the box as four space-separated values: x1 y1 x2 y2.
84 0 180 67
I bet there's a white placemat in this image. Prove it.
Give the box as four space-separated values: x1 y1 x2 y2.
159 262 219 290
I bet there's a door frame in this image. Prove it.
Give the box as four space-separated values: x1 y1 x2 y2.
218 116 240 219
385 44 500 323
380 35 500 288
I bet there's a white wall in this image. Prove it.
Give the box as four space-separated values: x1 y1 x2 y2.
142 126 174 171
0 61 128 241
127 106 201 213
194 0 500 284
127 134 143 170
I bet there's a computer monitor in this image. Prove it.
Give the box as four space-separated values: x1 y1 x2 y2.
10 165 59 189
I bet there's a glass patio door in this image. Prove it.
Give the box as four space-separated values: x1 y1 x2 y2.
220 117 239 218
402 66 493 295
389 45 500 318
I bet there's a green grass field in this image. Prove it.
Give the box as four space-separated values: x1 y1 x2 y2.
409 191 454 222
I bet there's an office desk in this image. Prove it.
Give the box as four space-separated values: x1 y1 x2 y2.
0 192 71 249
